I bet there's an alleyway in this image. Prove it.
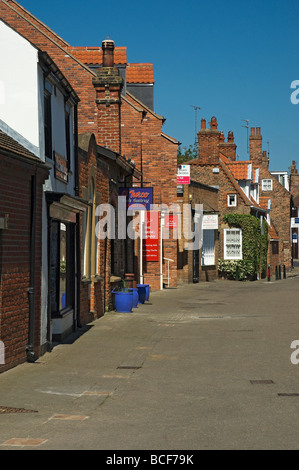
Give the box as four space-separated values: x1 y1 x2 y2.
1 272 299 450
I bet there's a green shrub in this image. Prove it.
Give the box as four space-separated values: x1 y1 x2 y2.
219 214 268 281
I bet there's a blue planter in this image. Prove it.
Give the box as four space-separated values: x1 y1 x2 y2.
144 284 150 301
113 290 133 313
129 288 139 308
137 284 147 304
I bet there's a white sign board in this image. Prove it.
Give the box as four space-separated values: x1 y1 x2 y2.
177 165 190 184
291 217 299 228
202 214 218 230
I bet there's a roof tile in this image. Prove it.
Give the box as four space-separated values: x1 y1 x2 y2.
126 63 154 83
67 46 127 65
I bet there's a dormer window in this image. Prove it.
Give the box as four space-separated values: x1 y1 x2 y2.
227 194 237 207
262 179 273 191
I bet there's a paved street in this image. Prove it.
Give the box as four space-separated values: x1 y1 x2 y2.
1 270 299 451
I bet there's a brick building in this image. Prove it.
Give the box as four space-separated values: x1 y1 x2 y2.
290 161 299 259
177 180 219 284
0 131 48 372
248 127 292 271
0 0 179 356
188 116 291 279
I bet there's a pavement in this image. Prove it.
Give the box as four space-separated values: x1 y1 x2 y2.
0 262 299 451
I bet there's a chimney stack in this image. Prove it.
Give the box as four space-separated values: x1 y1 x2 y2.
218 130 237 161
92 37 123 153
102 38 115 67
249 127 263 166
197 116 221 164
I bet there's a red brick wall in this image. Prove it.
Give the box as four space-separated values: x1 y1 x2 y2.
249 128 292 270
78 134 110 321
122 96 178 289
0 154 47 372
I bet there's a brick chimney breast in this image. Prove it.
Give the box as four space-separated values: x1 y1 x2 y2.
92 38 124 153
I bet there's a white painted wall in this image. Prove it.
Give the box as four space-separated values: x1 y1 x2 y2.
0 20 40 154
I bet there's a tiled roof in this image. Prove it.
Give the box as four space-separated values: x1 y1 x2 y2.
225 161 251 180
268 223 279 240
0 130 40 161
259 197 270 210
126 64 154 83
66 46 127 65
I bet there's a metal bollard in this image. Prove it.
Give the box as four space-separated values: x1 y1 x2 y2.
275 266 278 280
283 264 286 279
267 265 271 282
279 265 281 280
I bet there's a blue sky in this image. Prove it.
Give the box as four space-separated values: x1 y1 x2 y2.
19 0 299 170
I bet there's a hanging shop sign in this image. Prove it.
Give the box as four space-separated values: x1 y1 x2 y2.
177 165 190 184
143 211 159 262
54 152 68 183
202 214 218 230
119 187 153 211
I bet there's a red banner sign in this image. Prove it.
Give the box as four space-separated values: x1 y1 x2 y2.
143 211 159 262
164 214 179 229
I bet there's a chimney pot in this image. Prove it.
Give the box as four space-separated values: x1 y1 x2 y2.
102 38 115 67
201 118 206 129
210 116 218 129
250 127 255 136
227 131 234 142
256 127 261 136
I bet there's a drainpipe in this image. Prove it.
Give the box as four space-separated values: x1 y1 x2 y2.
27 171 37 362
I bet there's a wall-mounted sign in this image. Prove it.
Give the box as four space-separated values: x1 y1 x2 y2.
202 214 218 230
293 233 298 243
143 211 159 261
54 152 68 183
291 217 299 228
177 165 190 184
119 187 153 211
164 214 179 229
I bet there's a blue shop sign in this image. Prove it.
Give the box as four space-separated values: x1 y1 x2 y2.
119 187 153 210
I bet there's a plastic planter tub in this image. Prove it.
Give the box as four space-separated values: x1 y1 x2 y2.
129 288 139 308
113 290 133 313
137 284 147 304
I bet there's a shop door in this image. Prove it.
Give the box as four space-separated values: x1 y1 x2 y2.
50 221 75 315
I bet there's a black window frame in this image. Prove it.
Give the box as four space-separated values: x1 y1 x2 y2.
44 88 52 159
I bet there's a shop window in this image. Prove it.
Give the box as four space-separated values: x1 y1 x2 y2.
224 228 242 260
50 221 75 314
227 194 237 207
262 179 273 191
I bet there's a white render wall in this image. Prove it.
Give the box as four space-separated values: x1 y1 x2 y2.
0 20 40 155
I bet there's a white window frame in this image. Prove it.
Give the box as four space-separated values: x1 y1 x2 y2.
227 193 237 207
262 179 273 191
224 228 243 260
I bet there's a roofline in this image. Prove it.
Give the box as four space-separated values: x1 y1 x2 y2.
161 132 181 145
5 0 70 47
38 51 80 103
2 0 96 77
125 91 165 121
